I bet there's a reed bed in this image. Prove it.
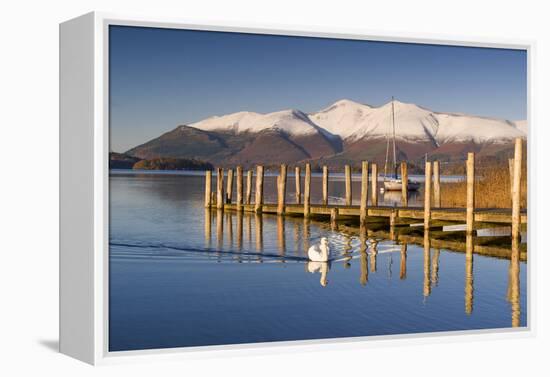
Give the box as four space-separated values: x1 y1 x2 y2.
439 162 527 209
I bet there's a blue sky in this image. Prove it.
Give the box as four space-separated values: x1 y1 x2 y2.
109 25 527 152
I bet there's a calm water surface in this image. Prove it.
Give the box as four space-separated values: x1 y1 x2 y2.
109 170 527 352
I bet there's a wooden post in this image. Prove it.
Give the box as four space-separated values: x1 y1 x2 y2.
401 162 408 207
277 164 287 215
371 163 378 206
330 207 339 230
226 169 234 204
204 170 212 208
466 153 475 234
424 162 432 229
295 166 301 204
254 166 264 214
345 164 352 206
512 138 523 240
508 158 514 203
236 166 243 210
304 163 311 218
465 233 474 315
360 161 369 225
216 168 224 210
433 161 441 208
322 165 329 206
246 170 253 205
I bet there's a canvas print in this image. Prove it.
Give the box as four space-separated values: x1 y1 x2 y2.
108 25 527 352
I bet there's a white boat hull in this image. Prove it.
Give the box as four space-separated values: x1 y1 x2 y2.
383 179 420 191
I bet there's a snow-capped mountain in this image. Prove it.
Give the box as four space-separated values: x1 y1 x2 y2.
126 99 526 168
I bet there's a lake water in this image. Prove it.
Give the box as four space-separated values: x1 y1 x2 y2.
109 170 527 352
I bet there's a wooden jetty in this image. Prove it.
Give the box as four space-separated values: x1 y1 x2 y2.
204 138 527 240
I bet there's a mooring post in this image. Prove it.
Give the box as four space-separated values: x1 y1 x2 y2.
254 165 264 214
360 161 369 225
204 170 212 208
226 168 234 204
345 164 352 206
304 163 311 218
371 163 378 206
401 162 408 207
424 161 432 229
277 164 287 215
433 160 441 208
330 207 339 230
295 166 301 204
466 153 475 234
216 168 224 210
512 138 523 241
236 166 243 211
322 165 329 206
246 170 253 205
508 158 514 204
390 209 397 241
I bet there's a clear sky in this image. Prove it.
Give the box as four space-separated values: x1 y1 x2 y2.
109 25 527 152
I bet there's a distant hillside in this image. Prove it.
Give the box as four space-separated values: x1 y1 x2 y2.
109 152 141 169
125 99 526 170
133 157 213 171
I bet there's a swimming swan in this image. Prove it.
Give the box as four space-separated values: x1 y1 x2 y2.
308 237 330 262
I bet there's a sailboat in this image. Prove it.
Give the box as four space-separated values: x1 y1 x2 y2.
382 97 420 192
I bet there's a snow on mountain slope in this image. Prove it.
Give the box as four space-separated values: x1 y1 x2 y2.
189 109 320 136
347 100 439 142
185 99 526 145
513 120 528 134
308 99 374 138
433 113 524 144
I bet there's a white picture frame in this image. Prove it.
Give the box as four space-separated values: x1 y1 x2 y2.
59 11 534 365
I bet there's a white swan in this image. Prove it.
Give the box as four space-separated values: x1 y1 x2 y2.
308 237 330 262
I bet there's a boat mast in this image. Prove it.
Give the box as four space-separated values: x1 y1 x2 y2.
383 99 391 179
391 96 397 178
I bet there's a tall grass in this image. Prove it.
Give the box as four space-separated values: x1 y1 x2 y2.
439 161 527 209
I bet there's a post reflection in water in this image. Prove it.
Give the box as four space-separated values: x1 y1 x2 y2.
236 211 243 251
343 235 352 269
431 248 441 286
370 239 378 273
303 218 311 258
508 236 521 327
255 213 263 260
400 243 407 280
216 209 223 254
204 208 212 249
200 208 523 327
465 233 474 315
307 261 330 287
359 225 368 286
423 231 431 298
277 215 286 258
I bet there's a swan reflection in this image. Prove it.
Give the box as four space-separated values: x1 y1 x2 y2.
307 261 330 287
